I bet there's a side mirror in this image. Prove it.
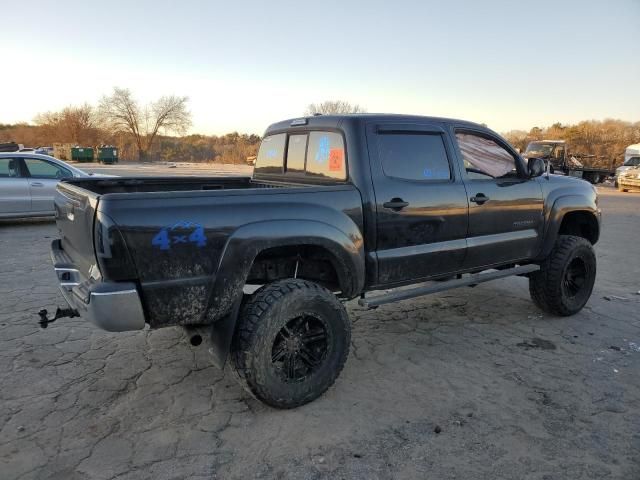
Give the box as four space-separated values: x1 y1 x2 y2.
528 157 545 178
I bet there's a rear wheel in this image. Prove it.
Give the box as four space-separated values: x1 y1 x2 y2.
230 279 350 409
529 235 596 316
618 183 628 192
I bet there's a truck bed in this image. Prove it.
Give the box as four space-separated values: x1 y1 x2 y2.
53 175 365 329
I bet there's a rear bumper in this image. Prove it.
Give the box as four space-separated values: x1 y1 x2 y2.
51 239 146 332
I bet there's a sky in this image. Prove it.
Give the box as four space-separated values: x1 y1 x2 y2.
1 0 639 135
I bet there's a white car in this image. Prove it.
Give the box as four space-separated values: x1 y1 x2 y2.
0 153 106 219
615 156 640 180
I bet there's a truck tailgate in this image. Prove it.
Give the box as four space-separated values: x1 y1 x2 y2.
54 182 99 278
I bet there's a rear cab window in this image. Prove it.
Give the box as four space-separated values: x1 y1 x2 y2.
306 132 346 180
254 131 346 181
254 134 286 175
286 134 307 174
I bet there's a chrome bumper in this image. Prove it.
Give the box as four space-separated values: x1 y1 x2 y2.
51 240 146 332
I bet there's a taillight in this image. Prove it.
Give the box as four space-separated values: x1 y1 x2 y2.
94 211 138 281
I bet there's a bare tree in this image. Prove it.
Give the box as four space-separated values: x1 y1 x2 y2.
305 100 366 116
98 87 191 160
63 104 95 144
34 103 96 144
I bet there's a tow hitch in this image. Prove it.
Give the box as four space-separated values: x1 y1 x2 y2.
37 307 79 328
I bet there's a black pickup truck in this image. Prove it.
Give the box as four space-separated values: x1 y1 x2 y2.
48 114 601 408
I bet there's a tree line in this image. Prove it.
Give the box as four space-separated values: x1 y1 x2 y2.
0 87 262 164
503 119 640 167
1 91 638 166
0 94 369 163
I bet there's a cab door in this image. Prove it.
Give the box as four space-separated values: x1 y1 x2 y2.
367 122 469 286
452 128 544 269
0 157 30 215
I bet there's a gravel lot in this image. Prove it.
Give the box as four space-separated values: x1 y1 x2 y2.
1 186 639 480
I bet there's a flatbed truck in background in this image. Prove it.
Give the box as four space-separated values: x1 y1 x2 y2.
523 140 614 184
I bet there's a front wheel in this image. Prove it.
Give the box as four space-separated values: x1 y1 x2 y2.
230 279 351 409
529 235 596 316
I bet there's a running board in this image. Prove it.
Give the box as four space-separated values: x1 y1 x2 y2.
358 264 540 308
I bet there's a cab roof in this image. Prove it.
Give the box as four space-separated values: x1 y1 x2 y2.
264 113 488 135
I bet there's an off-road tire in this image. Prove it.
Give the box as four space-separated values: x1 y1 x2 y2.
230 279 351 409
529 235 596 316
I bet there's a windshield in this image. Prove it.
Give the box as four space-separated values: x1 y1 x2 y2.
525 142 555 157
624 156 640 166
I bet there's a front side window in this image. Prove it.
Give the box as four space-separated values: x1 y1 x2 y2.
306 132 346 180
24 158 71 179
456 133 519 179
254 133 286 175
378 133 451 181
0 158 22 178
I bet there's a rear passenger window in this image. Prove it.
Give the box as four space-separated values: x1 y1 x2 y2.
254 133 286 174
378 133 451 181
0 158 21 177
286 134 307 174
306 132 346 180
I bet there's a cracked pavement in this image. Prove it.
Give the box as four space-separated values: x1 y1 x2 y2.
1 187 639 479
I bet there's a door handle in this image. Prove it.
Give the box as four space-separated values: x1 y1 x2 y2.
470 193 490 205
31 182 44 187
383 198 409 211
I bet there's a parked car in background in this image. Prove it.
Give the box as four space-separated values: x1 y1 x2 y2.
0 153 108 219
625 144 640 162
35 146 55 156
615 155 640 186
617 165 640 192
18 147 36 153
0 142 20 152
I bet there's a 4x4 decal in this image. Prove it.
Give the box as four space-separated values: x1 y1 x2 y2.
152 221 206 250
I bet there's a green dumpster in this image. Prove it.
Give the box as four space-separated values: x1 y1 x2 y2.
71 147 94 162
97 146 118 164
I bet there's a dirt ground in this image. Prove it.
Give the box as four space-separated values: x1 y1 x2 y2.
1 187 639 480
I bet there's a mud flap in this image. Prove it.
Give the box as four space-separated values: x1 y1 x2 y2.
208 294 244 369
